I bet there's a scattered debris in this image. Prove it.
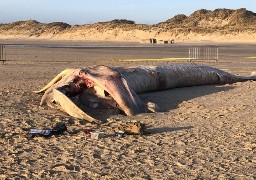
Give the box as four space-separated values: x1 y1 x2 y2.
29 129 52 137
115 131 126 138
90 131 105 139
27 122 67 138
82 128 94 135
116 121 147 135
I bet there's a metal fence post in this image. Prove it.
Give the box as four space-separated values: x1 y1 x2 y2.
189 48 191 62
189 46 218 63
0 45 2 60
216 48 219 62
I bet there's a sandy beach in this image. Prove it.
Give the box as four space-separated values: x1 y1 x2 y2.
0 40 256 179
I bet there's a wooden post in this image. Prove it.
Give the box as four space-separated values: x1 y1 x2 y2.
0 45 6 63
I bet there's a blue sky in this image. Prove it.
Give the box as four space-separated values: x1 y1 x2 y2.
1 0 256 25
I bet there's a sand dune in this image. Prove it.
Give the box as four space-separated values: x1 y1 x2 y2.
1 8 256 43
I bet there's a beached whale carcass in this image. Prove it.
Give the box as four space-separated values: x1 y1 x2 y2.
34 64 256 123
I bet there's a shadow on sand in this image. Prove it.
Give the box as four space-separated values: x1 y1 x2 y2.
139 85 235 112
146 126 194 134
138 85 234 135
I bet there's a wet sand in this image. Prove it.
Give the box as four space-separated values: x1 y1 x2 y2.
0 40 256 179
